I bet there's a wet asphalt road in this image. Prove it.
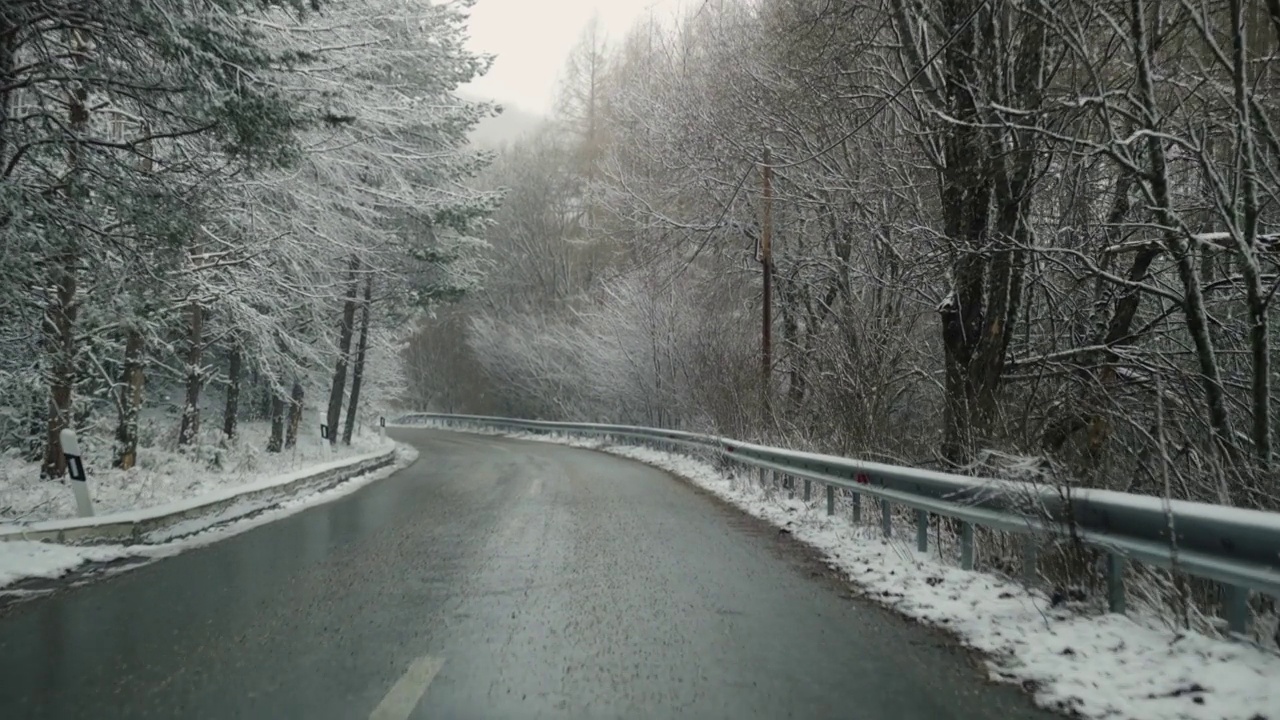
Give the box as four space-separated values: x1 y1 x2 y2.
0 429 1059 719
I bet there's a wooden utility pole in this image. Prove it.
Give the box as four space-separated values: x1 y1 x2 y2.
760 148 774 414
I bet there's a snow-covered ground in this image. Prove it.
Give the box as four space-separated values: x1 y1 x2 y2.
496 430 1280 720
0 420 392 523
0 442 416 596
0 541 128 588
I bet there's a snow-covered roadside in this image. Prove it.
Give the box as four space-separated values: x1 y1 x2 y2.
0 542 128 588
494 429 1280 720
0 421 392 524
0 443 417 596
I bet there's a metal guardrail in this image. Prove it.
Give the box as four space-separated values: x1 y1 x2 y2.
394 412 1280 636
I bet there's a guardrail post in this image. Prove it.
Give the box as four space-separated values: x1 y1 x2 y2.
915 510 928 552
851 492 861 524
758 466 766 487
1224 585 1249 636
1022 540 1038 586
1106 553 1126 614
960 522 974 569
826 485 834 516
803 478 811 502
881 500 892 538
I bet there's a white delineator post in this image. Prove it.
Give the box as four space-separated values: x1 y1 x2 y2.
59 428 95 517
319 416 333 456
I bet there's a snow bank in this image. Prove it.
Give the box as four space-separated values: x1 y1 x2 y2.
511 432 1280 720
0 542 127 588
0 442 416 595
0 421 393 523
140 442 416 549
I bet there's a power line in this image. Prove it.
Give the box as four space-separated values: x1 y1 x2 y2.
679 165 755 262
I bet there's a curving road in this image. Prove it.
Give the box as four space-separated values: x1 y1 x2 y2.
0 429 1058 719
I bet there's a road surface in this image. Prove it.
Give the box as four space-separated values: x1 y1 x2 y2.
0 429 1059 719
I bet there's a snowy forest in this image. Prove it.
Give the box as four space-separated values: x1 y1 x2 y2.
5 0 1280 517
411 0 1280 512
0 0 495 481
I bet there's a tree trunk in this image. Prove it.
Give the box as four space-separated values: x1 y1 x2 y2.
254 369 273 420
40 30 90 479
1228 0 1271 472
1131 0 1236 482
343 276 374 445
286 380 304 449
267 391 286 453
937 0 991 464
41 260 78 478
177 303 204 447
325 258 360 445
25 397 44 461
222 345 242 440
0 12 13 170
936 0 1044 464
114 328 145 469
1040 172 1138 455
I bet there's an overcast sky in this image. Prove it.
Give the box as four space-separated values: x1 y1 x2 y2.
462 0 686 116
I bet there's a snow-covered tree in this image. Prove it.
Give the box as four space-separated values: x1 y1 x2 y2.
0 0 496 476
422 0 1280 513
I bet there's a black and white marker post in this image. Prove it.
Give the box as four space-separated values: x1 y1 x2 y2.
59 428 95 517
379 416 386 438
320 422 333 455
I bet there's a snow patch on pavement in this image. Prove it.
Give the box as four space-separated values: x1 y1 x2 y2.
0 542 128 588
499 430 1280 720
